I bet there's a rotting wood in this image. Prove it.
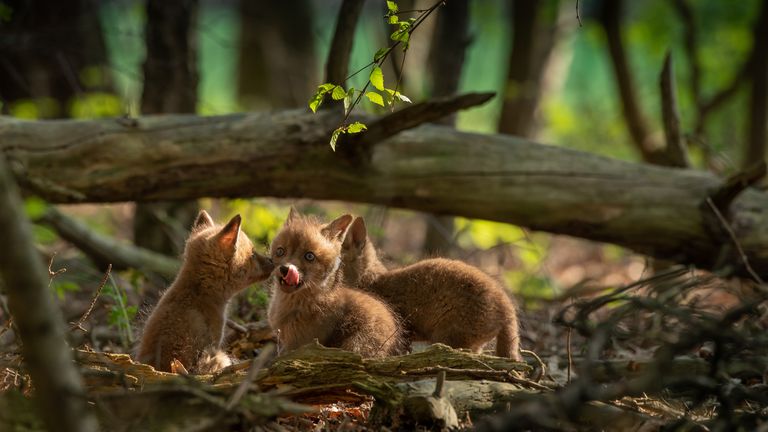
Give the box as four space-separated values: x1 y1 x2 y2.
3 108 768 278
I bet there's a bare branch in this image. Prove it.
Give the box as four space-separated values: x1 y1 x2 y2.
69 264 112 333
358 92 495 146
38 207 179 279
671 0 701 109
598 0 660 162
0 156 98 431
659 52 690 168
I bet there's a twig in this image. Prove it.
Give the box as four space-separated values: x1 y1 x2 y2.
704 197 765 285
659 52 690 168
566 326 573 384
69 264 111 333
0 316 13 339
433 370 446 398
520 349 546 383
337 0 445 125
404 365 551 391
226 319 248 334
47 252 67 290
358 92 494 147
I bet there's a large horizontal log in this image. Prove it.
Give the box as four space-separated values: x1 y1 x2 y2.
2 109 767 278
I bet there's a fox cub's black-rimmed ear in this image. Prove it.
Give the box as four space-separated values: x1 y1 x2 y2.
216 214 242 254
321 214 353 242
194 209 215 230
342 217 367 251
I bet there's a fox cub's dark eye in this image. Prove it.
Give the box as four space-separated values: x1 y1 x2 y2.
275 247 285 257
304 252 315 262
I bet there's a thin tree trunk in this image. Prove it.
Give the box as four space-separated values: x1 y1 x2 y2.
0 156 98 432
498 0 561 138
0 0 111 117
598 0 660 163
421 0 470 256
133 0 200 256
325 0 366 86
238 0 316 109
744 0 768 168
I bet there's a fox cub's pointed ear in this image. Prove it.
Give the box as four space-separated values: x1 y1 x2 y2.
284 207 299 226
216 214 242 253
194 210 215 230
342 217 367 251
322 214 353 242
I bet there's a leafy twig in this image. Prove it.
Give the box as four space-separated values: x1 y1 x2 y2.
309 0 445 150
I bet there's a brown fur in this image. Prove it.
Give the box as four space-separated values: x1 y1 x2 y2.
267 210 402 358
341 217 522 360
137 210 274 373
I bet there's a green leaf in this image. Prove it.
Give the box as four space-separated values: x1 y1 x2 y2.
374 48 389 62
344 87 355 114
370 66 385 91
318 83 336 92
388 15 398 24
330 127 345 151
365 91 385 107
308 93 324 113
391 26 410 47
385 88 412 103
308 83 337 113
386 0 398 13
331 85 346 100
347 122 367 134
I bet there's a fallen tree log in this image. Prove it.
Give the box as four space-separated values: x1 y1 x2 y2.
2 108 768 278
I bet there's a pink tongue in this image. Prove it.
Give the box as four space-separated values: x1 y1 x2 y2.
283 265 300 286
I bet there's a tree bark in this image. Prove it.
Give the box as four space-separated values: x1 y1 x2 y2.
598 0 661 163
421 0 470 256
2 109 768 279
134 0 200 257
0 0 112 118
0 156 97 432
325 0 366 85
744 0 768 168
497 0 560 138
237 0 317 110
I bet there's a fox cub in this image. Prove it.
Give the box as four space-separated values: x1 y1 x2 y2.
267 209 402 358
341 217 522 361
137 210 274 373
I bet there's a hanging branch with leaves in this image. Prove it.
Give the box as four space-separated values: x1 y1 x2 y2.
309 0 444 150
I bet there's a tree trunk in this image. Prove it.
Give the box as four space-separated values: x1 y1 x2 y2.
2 109 768 279
237 0 317 110
497 0 564 139
134 0 200 256
598 0 662 163
421 0 470 256
744 0 768 168
0 0 111 118
0 156 97 432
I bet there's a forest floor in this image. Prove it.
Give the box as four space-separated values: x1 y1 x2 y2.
0 204 763 430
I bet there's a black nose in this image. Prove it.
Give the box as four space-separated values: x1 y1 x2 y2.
279 265 290 277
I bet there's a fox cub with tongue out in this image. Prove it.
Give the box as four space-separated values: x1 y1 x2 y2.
267 209 402 358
